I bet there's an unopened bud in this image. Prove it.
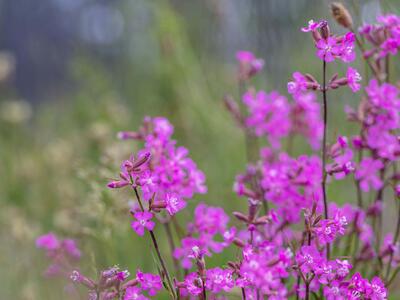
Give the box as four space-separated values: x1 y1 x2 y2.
319 21 330 39
331 2 353 29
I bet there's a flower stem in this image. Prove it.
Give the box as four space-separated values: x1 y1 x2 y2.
385 196 400 281
321 59 330 260
164 222 181 280
133 188 176 299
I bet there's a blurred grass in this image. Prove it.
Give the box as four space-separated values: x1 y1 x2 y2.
0 0 399 299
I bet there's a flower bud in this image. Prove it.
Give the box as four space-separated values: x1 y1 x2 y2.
331 2 353 29
319 21 330 39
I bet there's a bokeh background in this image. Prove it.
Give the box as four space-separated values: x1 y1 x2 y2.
1 0 399 299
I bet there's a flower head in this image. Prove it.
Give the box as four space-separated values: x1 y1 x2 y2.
131 212 155 236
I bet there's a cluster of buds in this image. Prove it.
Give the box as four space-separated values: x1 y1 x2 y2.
107 152 151 189
232 199 276 243
326 136 355 179
71 266 135 300
303 203 322 243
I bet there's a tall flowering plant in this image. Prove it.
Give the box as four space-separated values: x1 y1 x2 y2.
36 3 399 300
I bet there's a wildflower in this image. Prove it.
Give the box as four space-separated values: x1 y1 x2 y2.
243 90 291 148
183 273 203 296
131 212 155 236
165 193 186 215
296 245 323 274
367 277 387 299
346 67 362 92
36 233 60 250
205 268 235 293
301 20 323 32
136 270 162 296
236 50 264 80
124 287 148 300
316 37 341 62
355 158 384 192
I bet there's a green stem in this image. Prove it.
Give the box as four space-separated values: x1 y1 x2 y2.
133 188 176 299
322 59 330 260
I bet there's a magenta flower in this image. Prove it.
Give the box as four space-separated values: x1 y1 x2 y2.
316 37 341 62
131 212 155 236
165 193 186 215
355 158 384 192
338 32 356 62
296 245 323 274
243 90 291 148
236 50 264 80
136 270 162 296
346 67 362 92
205 268 234 293
124 286 149 300
183 273 203 296
62 239 81 259
36 233 60 250
287 72 308 96
368 277 387 299
301 19 322 32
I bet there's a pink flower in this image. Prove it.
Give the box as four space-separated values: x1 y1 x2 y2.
355 158 384 192
236 51 264 80
124 286 149 300
346 67 362 92
316 37 341 62
183 273 203 296
243 90 291 148
301 20 322 32
287 72 308 96
62 239 81 259
165 193 186 215
338 32 356 62
368 277 387 300
296 245 323 274
136 270 162 296
36 233 60 250
205 268 234 293
131 212 155 236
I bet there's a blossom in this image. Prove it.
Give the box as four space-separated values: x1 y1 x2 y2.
243 90 291 148
36 233 60 250
355 158 384 192
296 245 323 274
236 50 264 80
183 273 203 296
136 270 162 296
315 212 347 245
124 287 149 300
165 193 186 215
338 32 356 62
301 19 323 32
346 67 362 92
316 37 341 62
131 212 155 236
205 268 234 293
287 72 309 96
290 92 323 150
367 277 387 300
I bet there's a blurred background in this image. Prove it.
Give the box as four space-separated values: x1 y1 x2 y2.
0 0 399 299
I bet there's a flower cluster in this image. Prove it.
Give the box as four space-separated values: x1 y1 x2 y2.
36 8 400 300
360 14 400 58
173 203 235 269
302 20 356 63
112 116 207 204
